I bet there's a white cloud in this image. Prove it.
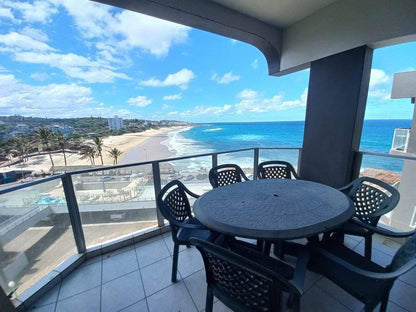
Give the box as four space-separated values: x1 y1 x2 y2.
141 69 195 89
211 72 240 84
4 0 57 23
235 88 307 114
251 59 258 69
370 69 389 88
0 7 14 20
163 93 182 101
127 95 152 107
30 72 49 81
368 89 391 101
55 0 189 57
0 73 95 117
0 32 55 52
11 50 129 83
237 89 259 99
21 27 49 42
368 69 391 101
177 105 232 117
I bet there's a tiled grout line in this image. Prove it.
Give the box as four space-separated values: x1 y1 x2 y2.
314 282 356 312
99 253 103 312
52 280 62 312
133 242 150 312
182 268 203 312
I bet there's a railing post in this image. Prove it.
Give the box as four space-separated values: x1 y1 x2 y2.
351 151 363 181
212 153 218 169
297 148 302 176
152 161 165 227
253 148 259 180
61 174 86 253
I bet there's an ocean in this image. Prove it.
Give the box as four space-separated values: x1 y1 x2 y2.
165 120 412 173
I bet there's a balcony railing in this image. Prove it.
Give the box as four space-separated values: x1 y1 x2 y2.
1 146 416 310
391 128 411 153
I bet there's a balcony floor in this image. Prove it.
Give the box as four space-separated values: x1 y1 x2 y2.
27 232 416 312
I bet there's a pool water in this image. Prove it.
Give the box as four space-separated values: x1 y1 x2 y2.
36 196 67 205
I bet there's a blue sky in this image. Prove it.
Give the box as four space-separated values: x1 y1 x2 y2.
0 1 415 123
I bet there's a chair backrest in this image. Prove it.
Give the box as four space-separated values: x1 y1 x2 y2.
257 160 299 180
209 164 249 188
340 177 400 226
157 180 193 227
191 238 298 312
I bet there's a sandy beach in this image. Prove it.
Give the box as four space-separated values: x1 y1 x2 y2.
1 127 184 174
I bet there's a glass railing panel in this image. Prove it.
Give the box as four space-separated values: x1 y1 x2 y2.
360 153 416 231
217 150 254 179
258 148 300 172
0 179 76 298
160 155 213 198
391 128 410 151
72 164 157 248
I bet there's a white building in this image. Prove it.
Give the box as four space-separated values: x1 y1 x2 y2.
108 115 123 131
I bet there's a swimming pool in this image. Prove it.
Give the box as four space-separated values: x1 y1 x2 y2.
36 196 67 205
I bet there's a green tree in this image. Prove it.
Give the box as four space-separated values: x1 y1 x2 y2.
33 127 55 172
92 136 104 165
55 130 68 168
12 136 28 163
79 145 96 165
108 147 123 165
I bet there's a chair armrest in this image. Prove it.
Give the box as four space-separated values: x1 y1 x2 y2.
313 247 403 280
183 186 200 198
349 218 416 238
240 171 250 181
170 217 207 229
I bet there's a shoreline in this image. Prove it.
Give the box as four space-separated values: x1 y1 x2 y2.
1 126 188 174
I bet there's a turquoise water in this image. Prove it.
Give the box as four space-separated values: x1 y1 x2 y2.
167 120 411 173
36 196 67 205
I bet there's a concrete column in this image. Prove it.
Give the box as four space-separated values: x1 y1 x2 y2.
300 46 373 187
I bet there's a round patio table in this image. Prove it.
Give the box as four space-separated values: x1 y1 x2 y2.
193 179 354 240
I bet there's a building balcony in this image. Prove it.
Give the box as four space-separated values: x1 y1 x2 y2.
24 232 416 312
390 128 411 155
1 147 416 311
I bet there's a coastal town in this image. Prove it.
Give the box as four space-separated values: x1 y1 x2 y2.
0 115 191 185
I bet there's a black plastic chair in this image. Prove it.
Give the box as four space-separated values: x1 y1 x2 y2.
257 160 299 255
191 237 309 312
336 177 415 259
208 164 249 188
157 180 218 282
309 234 416 312
257 160 300 180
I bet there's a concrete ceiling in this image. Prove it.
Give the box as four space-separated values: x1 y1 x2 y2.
211 0 337 27
94 0 416 76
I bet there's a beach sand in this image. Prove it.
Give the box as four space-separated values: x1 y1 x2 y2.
2 127 182 174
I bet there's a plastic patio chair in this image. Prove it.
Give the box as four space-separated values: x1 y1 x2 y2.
257 160 300 180
335 177 415 259
208 164 249 188
308 234 416 312
157 180 218 282
191 237 309 312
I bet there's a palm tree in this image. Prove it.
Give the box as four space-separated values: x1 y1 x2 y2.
92 136 104 165
33 127 55 172
108 147 123 164
55 131 68 168
12 136 28 163
79 145 96 165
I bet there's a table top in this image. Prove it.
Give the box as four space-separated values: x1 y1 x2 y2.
193 179 354 240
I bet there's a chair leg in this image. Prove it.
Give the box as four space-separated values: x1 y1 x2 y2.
172 243 179 283
205 286 214 312
264 241 272 255
365 236 372 260
379 292 390 312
